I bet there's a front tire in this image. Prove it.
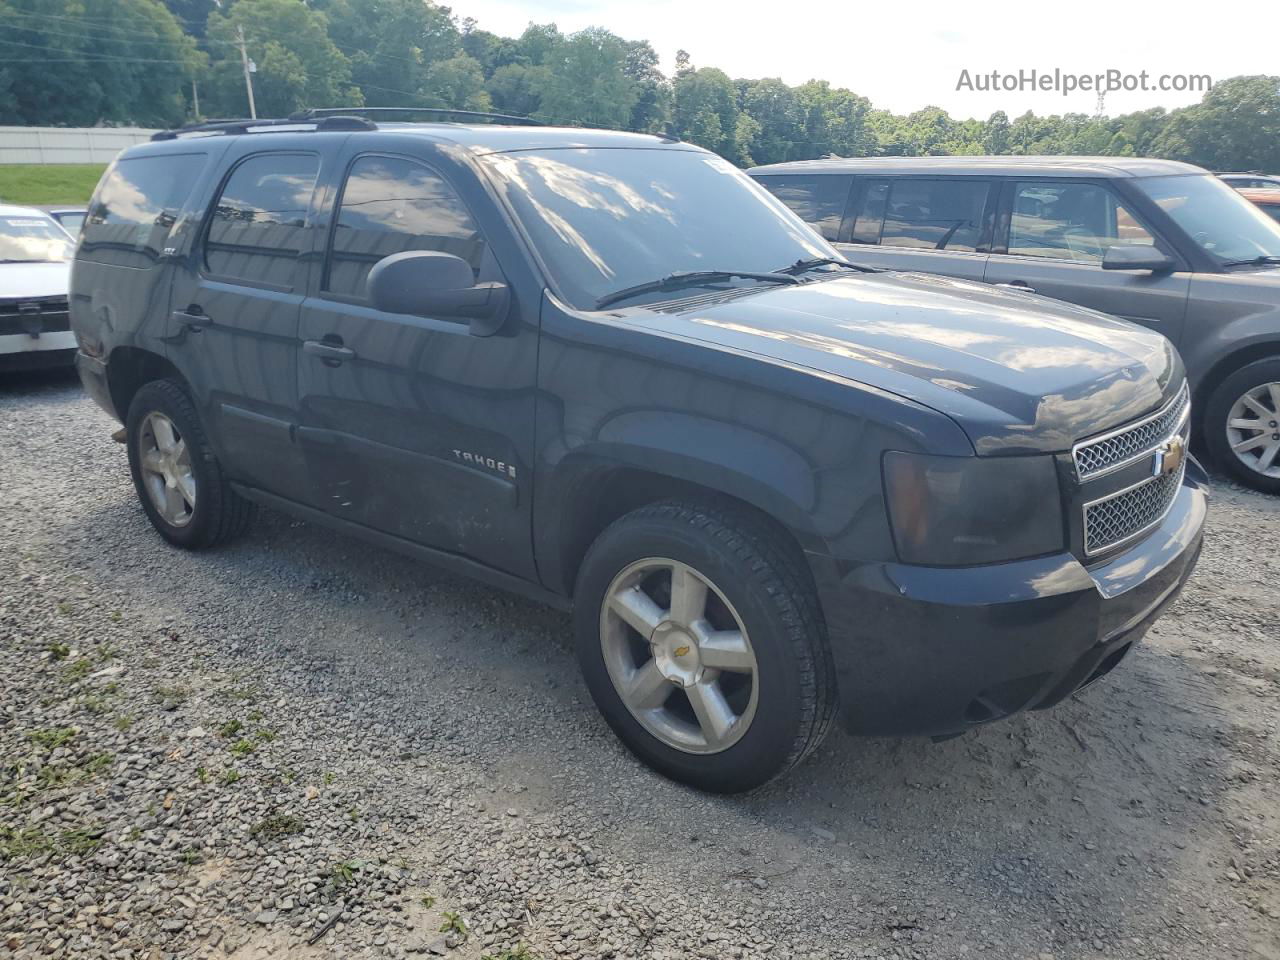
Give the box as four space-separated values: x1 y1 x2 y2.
1204 358 1280 494
125 379 255 548
573 501 836 792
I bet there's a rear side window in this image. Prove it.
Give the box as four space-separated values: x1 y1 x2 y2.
81 153 206 267
204 153 320 287
325 155 486 299
880 179 990 252
753 175 851 241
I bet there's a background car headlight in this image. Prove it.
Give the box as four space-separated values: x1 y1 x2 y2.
883 451 1065 566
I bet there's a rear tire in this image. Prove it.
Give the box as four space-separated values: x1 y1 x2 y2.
125 379 255 548
573 500 836 792
1204 357 1280 494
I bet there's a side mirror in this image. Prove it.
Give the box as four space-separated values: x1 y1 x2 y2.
1102 244 1176 273
367 251 510 336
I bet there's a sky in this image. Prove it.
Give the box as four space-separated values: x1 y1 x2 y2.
454 0 1269 120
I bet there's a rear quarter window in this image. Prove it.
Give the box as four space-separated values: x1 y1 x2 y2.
81 153 207 268
203 152 320 288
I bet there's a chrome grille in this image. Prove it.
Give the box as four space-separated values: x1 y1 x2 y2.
1084 459 1185 555
1073 383 1190 480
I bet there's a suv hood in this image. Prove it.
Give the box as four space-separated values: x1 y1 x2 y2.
0 261 70 300
637 271 1181 455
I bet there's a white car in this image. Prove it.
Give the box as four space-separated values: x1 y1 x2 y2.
1 204 75 371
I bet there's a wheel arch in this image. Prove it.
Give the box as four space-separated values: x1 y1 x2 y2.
106 347 185 422
542 453 825 604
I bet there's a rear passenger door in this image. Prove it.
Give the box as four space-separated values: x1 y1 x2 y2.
295 149 538 580
983 179 1190 342
835 177 995 281
167 143 329 499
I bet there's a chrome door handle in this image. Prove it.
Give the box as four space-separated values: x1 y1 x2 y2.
996 281 1036 294
304 339 356 363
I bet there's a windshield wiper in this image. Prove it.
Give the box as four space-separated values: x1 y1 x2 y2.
1220 255 1280 268
594 270 798 309
775 256 874 276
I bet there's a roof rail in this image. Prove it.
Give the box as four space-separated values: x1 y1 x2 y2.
291 106 543 126
151 115 376 141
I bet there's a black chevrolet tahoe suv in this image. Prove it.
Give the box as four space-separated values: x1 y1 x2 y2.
71 111 1208 792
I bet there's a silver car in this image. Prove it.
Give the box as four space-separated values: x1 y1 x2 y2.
750 156 1280 493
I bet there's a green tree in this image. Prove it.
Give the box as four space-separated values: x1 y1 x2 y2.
316 0 460 106
204 0 360 117
160 0 218 37
486 62 548 117
532 27 638 129
0 0 203 126
739 77 802 164
982 110 1010 153
420 53 491 111
623 38 667 132
673 66 753 163
1152 76 1280 172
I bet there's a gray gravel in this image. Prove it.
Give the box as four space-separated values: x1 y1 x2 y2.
2 369 1278 960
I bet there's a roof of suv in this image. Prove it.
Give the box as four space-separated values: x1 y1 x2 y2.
146 120 687 155
749 155 1206 179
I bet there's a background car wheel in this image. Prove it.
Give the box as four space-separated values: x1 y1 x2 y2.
573 500 836 792
1205 357 1280 494
125 379 255 548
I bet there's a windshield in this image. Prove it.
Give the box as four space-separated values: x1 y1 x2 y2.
0 214 73 263
1135 174 1280 265
481 147 835 309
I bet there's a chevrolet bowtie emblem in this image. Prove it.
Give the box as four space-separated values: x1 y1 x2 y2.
673 645 691 658
1153 435 1186 478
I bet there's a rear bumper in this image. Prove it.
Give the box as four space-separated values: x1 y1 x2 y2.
0 330 76 364
810 456 1209 737
74 350 118 419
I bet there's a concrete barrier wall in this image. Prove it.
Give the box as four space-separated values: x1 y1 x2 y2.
0 126 159 164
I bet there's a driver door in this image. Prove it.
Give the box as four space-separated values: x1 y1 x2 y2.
984 179 1191 344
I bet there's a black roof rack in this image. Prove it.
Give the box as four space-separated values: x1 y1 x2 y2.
151 114 375 141
291 106 543 126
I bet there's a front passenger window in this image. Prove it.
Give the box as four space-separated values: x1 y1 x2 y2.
1007 182 1154 262
325 156 486 300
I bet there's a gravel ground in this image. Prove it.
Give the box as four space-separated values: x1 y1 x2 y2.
2 369 1278 960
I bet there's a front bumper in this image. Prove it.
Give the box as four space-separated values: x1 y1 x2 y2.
809 456 1209 737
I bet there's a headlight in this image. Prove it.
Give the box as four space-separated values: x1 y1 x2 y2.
883 452 1065 566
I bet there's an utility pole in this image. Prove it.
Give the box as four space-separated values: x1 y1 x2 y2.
191 79 200 120
236 25 257 120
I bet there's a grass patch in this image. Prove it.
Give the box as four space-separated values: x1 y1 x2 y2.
482 947 539 960
112 714 135 732
28 727 76 750
218 719 243 738
439 911 467 937
0 164 106 205
229 738 255 756
47 642 70 661
250 813 304 840
222 769 241 785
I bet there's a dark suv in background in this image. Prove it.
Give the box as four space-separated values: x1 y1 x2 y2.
71 113 1206 791
751 156 1280 493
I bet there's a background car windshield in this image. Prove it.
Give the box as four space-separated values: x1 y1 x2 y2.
0 214 73 263
483 148 834 308
1136 174 1280 263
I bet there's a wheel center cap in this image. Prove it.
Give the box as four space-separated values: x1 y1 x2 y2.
650 621 702 688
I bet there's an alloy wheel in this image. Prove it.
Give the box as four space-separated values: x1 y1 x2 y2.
138 411 196 526
1226 381 1280 480
599 558 759 754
